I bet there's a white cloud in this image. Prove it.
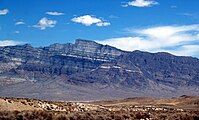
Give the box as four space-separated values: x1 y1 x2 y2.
97 24 199 58
123 0 158 7
168 45 199 58
71 15 110 27
14 31 20 34
0 40 21 47
96 22 111 27
15 21 25 25
33 17 57 30
0 9 9 15
46 11 65 16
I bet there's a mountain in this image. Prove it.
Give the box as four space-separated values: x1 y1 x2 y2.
0 39 198 101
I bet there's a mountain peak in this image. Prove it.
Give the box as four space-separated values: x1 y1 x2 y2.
73 39 124 57
75 39 98 44
74 39 101 49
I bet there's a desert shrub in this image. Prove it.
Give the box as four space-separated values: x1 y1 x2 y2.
8 100 12 103
0 108 198 120
122 114 130 119
94 115 105 120
54 114 69 120
26 99 31 102
135 112 150 119
167 112 199 120
28 103 33 106
0 111 10 120
156 113 167 120
21 101 26 105
20 110 53 120
15 114 23 120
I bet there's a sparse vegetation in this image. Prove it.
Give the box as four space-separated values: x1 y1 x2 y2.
0 110 198 120
0 97 198 120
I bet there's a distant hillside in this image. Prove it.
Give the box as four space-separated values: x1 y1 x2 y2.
0 39 199 101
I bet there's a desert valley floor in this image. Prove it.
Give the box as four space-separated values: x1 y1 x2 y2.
0 96 198 120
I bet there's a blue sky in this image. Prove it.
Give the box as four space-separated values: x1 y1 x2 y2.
0 0 199 57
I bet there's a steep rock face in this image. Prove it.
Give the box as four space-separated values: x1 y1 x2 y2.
0 39 199 100
74 39 123 57
44 39 123 59
67 50 199 89
117 51 199 87
68 61 148 88
0 39 123 77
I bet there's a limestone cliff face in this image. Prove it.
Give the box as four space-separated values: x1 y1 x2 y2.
44 39 123 59
73 39 123 57
0 39 123 76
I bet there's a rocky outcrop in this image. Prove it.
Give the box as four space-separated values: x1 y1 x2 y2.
44 39 123 59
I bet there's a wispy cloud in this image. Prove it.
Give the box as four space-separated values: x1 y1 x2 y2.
96 22 110 27
33 17 57 30
178 13 194 17
122 0 158 7
171 5 177 9
178 13 199 20
0 40 21 47
15 21 26 25
168 45 199 58
46 11 65 16
109 15 119 19
71 15 110 27
14 31 20 34
97 24 199 58
0 9 9 15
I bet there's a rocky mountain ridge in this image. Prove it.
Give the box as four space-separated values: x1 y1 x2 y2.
0 39 198 101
